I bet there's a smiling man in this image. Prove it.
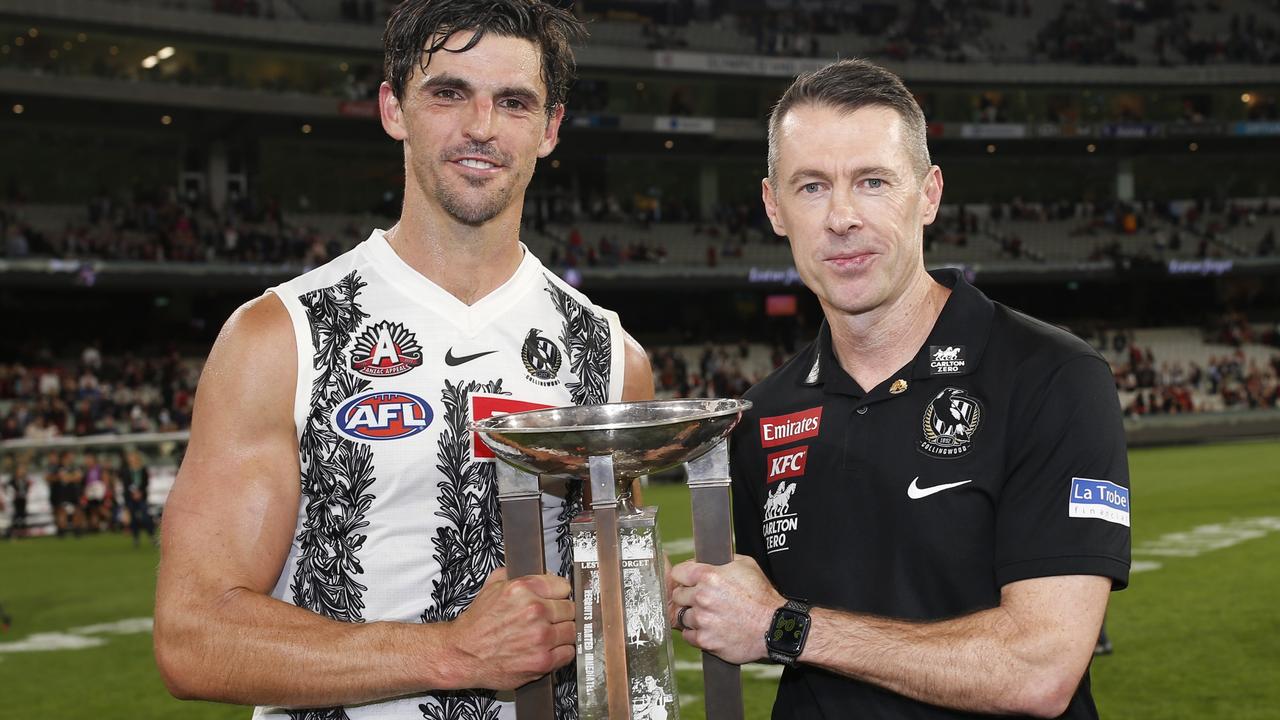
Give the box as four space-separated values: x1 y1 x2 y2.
669 60 1131 719
153 2 651 719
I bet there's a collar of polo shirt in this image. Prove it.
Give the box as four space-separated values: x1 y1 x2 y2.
803 269 996 397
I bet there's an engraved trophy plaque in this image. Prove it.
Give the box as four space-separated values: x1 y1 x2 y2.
472 399 750 720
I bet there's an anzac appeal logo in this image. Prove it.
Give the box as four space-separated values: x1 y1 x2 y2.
350 321 423 377
521 328 563 386
334 391 433 441
928 345 966 375
919 387 982 458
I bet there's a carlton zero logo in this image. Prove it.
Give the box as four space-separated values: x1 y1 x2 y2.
766 445 808 483
928 345 966 375
759 406 823 448
349 321 423 377
762 480 799 554
521 328 563 387
334 391 433 441
470 393 554 460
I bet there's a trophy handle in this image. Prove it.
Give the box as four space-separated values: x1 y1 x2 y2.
588 454 634 720
496 463 556 720
685 441 746 720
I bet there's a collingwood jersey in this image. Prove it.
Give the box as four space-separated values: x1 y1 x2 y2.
254 229 624 720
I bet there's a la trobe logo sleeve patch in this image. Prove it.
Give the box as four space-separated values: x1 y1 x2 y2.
1068 477 1131 527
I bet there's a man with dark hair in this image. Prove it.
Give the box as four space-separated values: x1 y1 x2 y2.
670 59 1129 719
154 2 653 718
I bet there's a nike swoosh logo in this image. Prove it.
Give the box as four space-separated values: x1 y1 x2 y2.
907 477 973 500
444 349 498 366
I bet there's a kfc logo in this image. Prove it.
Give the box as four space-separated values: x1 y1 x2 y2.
766 445 808 483
759 406 823 448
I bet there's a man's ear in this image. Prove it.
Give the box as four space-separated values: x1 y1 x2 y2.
380 82 408 141
538 103 566 158
762 177 787 238
920 165 944 226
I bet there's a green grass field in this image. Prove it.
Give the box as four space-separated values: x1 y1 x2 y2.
1 440 1277 719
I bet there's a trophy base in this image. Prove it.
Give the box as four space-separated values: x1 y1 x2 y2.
571 505 680 720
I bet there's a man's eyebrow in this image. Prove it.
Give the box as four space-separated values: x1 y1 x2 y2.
495 85 544 108
787 168 831 185
855 166 903 181
418 73 472 93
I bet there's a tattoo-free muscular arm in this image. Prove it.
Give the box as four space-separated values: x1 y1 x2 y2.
154 295 574 707
799 575 1111 718
620 330 654 502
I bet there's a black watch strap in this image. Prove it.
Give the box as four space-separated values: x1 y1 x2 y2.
765 598 812 667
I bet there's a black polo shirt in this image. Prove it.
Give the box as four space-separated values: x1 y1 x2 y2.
731 269 1130 720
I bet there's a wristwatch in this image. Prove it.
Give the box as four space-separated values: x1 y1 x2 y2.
764 598 812 667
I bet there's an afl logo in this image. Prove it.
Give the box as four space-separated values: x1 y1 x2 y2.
350 321 423 377
334 391 433 441
521 328 563 387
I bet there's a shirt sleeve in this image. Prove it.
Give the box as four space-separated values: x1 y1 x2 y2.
995 354 1132 590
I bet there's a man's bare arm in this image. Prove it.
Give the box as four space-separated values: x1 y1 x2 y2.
154 295 575 707
671 557 1109 719
620 330 654 502
800 575 1110 717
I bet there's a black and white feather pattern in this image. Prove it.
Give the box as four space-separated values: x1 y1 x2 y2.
418 379 508 720
544 279 612 407
291 271 376 720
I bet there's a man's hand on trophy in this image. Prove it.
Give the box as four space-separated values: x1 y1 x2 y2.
445 566 577 690
668 554 784 665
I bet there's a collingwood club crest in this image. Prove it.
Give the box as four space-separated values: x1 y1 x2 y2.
521 328 563 387
350 320 423 377
919 387 982 458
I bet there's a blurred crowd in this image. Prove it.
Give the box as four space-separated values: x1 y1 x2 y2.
650 342 790 400
0 343 201 440
1 448 157 544
1094 317 1280 417
2 191 362 266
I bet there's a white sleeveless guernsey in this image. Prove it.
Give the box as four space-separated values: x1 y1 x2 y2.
255 230 624 720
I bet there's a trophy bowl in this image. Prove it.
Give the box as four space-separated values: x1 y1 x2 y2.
471 398 750 483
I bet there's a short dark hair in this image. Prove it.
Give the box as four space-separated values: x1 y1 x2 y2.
767 59 931 185
383 0 586 115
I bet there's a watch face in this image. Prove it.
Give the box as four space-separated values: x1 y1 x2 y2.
769 608 809 655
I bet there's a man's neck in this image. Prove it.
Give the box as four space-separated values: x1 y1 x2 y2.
385 200 526 306
825 270 951 393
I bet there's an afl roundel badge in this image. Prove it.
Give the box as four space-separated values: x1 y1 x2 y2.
334 391 433 441
919 387 982 458
521 328 563 387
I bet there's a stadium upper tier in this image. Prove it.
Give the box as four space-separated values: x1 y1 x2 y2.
8 0 1277 68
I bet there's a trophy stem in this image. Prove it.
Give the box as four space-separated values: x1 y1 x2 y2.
686 443 745 720
589 455 632 720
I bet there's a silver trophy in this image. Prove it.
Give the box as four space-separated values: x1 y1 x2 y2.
473 398 750 720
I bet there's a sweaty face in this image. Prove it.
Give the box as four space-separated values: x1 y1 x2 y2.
390 31 560 226
763 104 941 318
